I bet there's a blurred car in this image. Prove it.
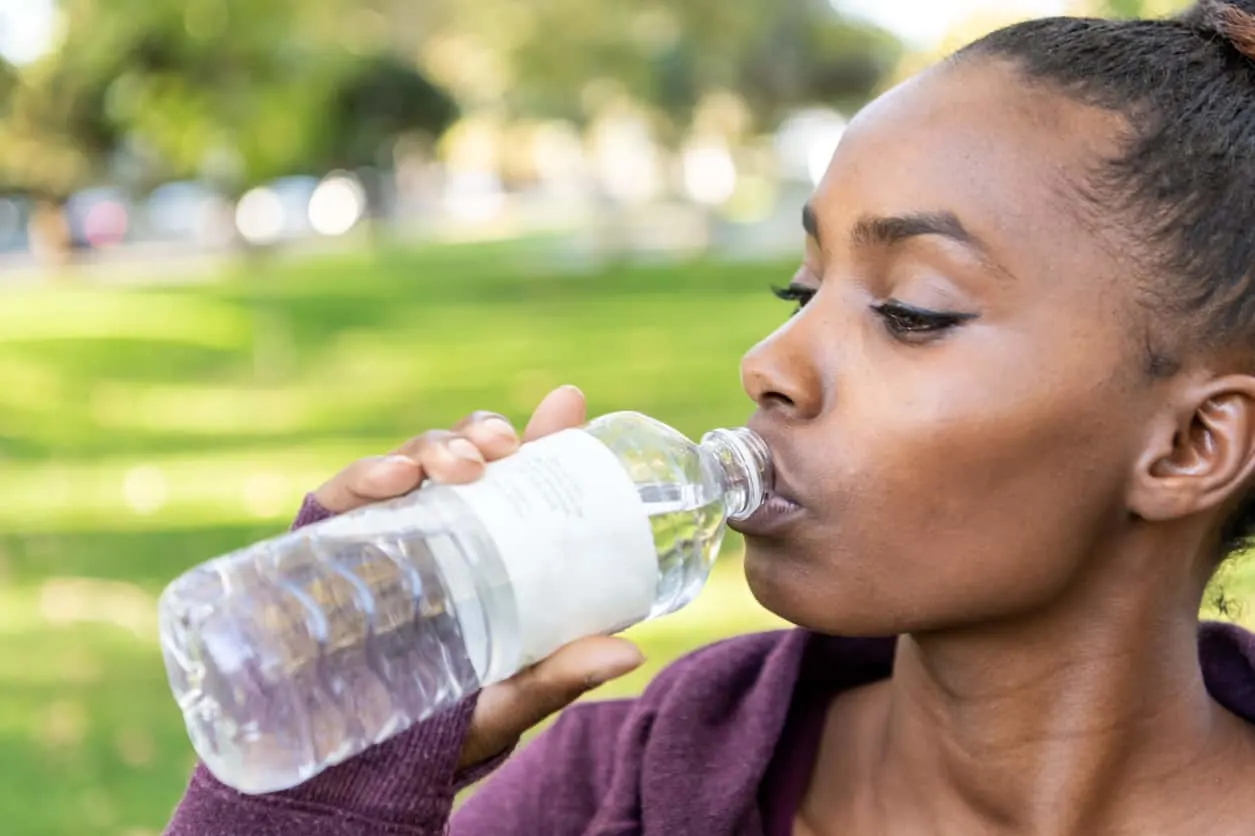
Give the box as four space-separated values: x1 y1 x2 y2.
0 194 30 254
64 186 133 250
235 175 320 245
144 181 235 248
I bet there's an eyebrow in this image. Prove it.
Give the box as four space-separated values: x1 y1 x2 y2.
803 204 994 263
852 211 980 251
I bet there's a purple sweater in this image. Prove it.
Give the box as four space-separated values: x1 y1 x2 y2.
164 500 1255 835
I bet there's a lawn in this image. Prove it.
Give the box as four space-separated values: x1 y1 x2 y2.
0 240 1250 834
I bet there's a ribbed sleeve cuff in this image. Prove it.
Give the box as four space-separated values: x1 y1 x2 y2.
291 493 336 530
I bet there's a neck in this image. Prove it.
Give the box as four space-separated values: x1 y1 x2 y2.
833 533 1246 834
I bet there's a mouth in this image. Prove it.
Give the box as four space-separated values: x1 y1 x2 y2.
731 415 808 537
729 474 805 538
730 489 804 537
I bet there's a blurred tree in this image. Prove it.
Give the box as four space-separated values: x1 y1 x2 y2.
737 5 903 127
319 54 459 172
0 45 120 261
0 0 897 234
0 55 116 201
319 53 459 229
0 0 458 201
0 57 16 102
893 0 1187 84
364 0 901 135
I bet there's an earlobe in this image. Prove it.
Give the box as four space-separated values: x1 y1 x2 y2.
1130 378 1255 523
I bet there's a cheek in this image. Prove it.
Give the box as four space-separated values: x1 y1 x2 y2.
762 348 1140 633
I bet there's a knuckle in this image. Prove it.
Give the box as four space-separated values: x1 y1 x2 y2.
398 429 453 456
526 666 582 709
469 410 508 425
313 458 376 510
462 413 520 451
407 429 487 474
333 456 379 489
458 410 515 435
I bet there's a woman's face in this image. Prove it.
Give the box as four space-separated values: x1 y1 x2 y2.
736 58 1167 635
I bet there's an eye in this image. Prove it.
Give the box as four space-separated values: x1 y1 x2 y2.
771 284 816 317
871 300 976 341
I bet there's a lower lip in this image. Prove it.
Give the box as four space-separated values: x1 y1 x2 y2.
730 492 804 537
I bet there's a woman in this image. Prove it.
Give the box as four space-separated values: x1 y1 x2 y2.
166 2 1255 833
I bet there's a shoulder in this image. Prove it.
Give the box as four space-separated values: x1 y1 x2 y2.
551 628 800 748
530 628 800 769
636 628 802 713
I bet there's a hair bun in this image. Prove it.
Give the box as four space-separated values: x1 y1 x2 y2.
1186 0 1255 59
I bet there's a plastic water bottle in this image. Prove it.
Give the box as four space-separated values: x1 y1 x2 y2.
158 411 771 794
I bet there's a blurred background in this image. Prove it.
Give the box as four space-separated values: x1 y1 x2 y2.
0 0 1240 833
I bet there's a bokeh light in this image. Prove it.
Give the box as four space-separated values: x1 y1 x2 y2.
235 187 285 245
308 173 367 237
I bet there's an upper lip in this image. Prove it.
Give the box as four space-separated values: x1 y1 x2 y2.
745 416 804 508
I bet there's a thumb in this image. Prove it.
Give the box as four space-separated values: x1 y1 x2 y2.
522 385 587 442
460 636 644 769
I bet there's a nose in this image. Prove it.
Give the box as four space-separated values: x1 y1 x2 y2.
740 316 824 421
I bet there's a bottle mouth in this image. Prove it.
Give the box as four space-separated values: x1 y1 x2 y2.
701 427 773 521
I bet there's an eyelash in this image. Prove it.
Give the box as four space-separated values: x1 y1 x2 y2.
770 284 974 339
871 301 974 338
771 284 815 315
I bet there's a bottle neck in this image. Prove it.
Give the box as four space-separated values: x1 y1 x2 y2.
699 427 772 521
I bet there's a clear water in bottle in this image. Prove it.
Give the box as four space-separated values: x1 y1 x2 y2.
158 411 770 794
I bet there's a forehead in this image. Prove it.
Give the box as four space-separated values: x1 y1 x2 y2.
812 58 1131 293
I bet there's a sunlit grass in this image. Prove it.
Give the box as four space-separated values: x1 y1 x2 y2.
0 445 370 530
0 288 251 346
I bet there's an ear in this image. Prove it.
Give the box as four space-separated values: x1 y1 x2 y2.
1129 375 1255 523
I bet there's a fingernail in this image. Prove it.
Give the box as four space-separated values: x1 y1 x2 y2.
481 417 517 440
447 438 485 463
559 384 584 397
381 455 416 467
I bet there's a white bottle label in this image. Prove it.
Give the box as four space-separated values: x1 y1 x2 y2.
448 429 657 668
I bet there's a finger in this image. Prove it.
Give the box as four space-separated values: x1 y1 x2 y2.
312 454 424 513
453 411 520 462
522 385 587 443
394 429 487 485
461 636 643 768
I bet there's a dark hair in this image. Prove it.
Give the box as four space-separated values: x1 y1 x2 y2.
960 1 1255 556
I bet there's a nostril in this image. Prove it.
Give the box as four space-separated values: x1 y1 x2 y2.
763 391 796 410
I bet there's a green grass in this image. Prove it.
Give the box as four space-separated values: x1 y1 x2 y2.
0 241 793 834
1 239 1250 834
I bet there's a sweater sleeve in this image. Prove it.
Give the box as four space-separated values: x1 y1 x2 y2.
163 495 493 835
451 700 636 836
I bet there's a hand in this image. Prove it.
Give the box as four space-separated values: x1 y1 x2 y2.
312 385 647 770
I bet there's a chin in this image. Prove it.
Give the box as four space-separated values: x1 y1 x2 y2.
741 542 790 616
742 540 830 628
741 540 905 638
